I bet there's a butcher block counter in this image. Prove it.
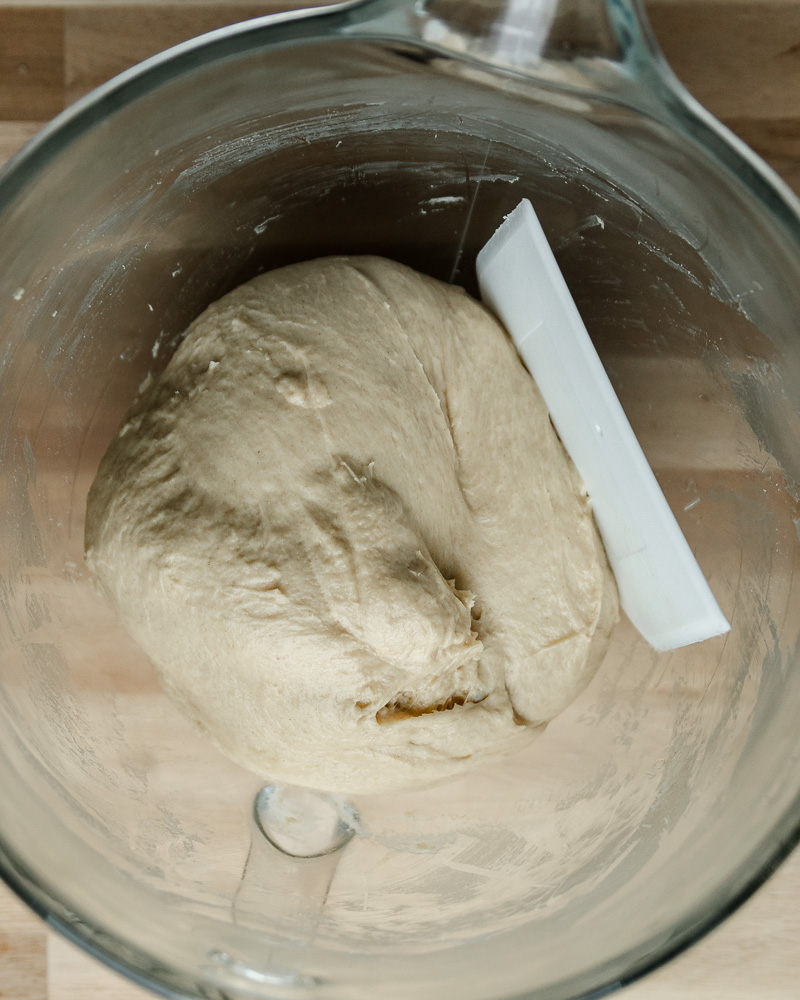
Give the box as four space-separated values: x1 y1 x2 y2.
1 2 800 998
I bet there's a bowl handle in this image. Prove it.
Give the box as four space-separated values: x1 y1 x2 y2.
344 0 672 97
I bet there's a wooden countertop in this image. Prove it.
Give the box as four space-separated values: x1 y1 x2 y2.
1 2 800 998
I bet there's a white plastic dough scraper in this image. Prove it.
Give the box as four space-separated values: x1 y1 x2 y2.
476 199 730 652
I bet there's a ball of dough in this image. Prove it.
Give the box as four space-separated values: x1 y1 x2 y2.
85 256 618 794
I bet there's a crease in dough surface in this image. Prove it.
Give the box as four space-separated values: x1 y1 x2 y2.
85 256 618 794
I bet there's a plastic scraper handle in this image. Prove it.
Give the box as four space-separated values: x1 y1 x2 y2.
476 199 730 652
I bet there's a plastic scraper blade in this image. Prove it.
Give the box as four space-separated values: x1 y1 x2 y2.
476 199 730 652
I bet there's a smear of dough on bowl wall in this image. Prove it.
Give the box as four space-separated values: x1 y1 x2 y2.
84 255 618 795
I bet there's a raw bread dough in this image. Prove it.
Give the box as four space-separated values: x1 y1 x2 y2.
85 256 618 794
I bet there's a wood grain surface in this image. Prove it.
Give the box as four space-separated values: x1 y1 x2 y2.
1 1 800 998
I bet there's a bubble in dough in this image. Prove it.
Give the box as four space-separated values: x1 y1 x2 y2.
85 256 618 794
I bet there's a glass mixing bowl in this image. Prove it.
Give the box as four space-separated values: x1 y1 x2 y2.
2 1 800 998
